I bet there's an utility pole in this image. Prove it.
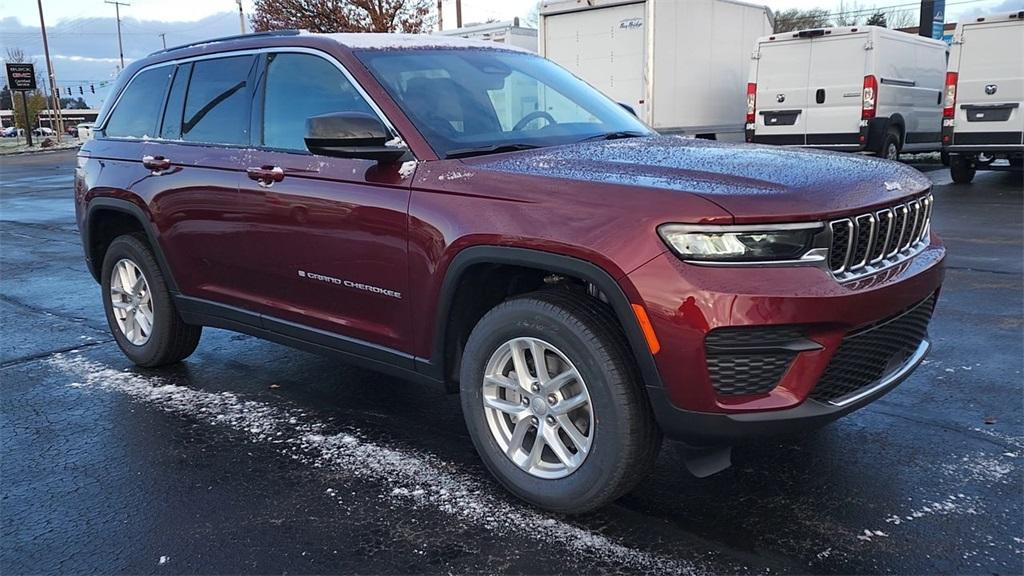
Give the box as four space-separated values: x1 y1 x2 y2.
437 0 443 31
236 0 245 34
159 33 166 49
455 0 462 28
105 1 129 69
36 0 63 142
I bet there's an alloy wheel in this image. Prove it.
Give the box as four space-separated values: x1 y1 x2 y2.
110 258 154 345
482 337 593 479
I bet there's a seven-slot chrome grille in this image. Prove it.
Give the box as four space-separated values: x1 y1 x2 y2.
828 194 933 282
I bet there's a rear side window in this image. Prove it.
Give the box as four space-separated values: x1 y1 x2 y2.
261 52 376 151
104 66 173 138
181 55 255 145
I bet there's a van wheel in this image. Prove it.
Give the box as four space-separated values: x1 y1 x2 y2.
459 290 660 514
950 155 976 184
101 234 202 367
878 128 901 161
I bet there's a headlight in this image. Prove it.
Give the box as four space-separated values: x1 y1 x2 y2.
657 224 821 262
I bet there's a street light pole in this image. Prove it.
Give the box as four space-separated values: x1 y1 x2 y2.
159 33 166 49
36 0 63 143
105 1 130 69
236 0 245 34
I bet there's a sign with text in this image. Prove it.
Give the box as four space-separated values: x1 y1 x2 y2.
6 63 37 91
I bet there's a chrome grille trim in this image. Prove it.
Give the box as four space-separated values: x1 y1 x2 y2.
828 193 933 282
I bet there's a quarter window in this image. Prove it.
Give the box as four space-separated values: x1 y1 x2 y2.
104 66 173 138
182 55 255 145
261 52 376 151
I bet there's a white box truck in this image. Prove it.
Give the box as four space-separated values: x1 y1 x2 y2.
539 0 773 139
941 11 1024 183
435 18 539 52
746 26 948 159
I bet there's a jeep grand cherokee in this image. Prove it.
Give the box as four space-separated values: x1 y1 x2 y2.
75 31 945 513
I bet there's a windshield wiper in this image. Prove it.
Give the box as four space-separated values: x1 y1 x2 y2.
578 130 648 143
445 143 541 159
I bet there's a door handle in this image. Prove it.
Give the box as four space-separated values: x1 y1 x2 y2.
246 165 285 186
142 155 171 172
816 88 826 104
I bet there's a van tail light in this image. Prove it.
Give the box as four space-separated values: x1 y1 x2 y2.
861 75 877 120
746 83 757 124
943 72 958 118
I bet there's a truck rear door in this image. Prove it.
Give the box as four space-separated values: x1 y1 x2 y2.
753 39 811 145
803 33 868 147
542 2 646 117
953 21 1024 146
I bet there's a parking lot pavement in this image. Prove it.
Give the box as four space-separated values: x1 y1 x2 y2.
1 149 1021 575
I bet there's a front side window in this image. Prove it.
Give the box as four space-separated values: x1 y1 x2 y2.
261 52 376 151
104 66 173 138
356 49 652 158
181 55 255 145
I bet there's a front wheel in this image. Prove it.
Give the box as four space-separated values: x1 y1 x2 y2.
101 234 202 367
459 290 661 514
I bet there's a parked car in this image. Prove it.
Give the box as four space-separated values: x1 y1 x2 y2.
747 25 947 159
1 126 22 137
32 126 55 136
76 123 95 140
540 0 773 140
77 31 945 513
942 11 1024 183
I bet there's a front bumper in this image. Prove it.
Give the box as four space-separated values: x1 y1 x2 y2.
627 237 945 443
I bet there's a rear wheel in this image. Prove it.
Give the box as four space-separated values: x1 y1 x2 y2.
101 235 202 367
878 128 901 161
459 290 660 514
950 154 976 184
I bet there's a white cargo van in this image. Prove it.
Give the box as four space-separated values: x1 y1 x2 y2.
540 0 773 139
941 11 1024 183
746 26 947 159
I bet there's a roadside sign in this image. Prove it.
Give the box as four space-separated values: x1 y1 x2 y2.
6 63 37 91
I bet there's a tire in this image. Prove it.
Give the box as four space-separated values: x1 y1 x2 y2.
878 128 901 161
101 234 202 367
459 289 661 514
950 154 976 184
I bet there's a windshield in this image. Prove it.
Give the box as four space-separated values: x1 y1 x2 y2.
355 49 653 158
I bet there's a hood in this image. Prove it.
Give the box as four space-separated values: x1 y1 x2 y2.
465 136 933 223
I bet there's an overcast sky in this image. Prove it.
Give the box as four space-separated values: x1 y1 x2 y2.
2 0 1021 108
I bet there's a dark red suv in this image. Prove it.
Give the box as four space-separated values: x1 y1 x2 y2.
75 31 945 513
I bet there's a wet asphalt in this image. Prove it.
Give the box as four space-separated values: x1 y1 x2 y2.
0 149 1021 575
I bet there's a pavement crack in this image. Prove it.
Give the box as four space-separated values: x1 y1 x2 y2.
0 340 113 369
870 403 1019 450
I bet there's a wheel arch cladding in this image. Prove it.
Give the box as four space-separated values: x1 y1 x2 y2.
84 198 179 293
429 246 665 392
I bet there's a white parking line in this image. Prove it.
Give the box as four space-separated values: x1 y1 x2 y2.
49 352 701 574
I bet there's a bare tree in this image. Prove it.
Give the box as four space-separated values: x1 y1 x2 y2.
773 8 831 33
251 0 434 33
886 9 916 30
833 1 864 26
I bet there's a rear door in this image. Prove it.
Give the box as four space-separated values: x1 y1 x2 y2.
542 2 646 117
753 39 812 145
953 20 1024 146
803 33 867 146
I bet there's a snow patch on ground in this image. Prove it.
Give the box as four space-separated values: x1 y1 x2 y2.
942 453 1015 484
49 353 696 574
883 494 981 526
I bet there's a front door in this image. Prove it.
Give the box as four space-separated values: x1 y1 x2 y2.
237 51 414 353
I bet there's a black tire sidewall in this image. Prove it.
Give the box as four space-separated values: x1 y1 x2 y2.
100 235 179 366
881 130 900 160
460 297 639 512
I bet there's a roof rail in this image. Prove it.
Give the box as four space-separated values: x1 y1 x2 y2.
149 30 303 56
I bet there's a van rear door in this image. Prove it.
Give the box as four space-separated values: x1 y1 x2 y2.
803 33 868 147
953 20 1024 146
753 39 811 145
542 3 646 118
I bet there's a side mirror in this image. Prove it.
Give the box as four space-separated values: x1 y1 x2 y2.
619 102 638 117
304 112 408 163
